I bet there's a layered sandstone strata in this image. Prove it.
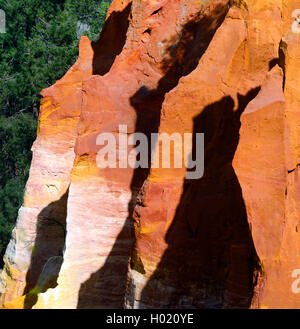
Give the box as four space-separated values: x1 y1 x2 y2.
1 0 300 309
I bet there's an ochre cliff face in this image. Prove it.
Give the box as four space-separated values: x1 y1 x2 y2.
0 0 300 309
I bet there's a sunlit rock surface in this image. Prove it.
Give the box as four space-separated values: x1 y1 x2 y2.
1 0 300 309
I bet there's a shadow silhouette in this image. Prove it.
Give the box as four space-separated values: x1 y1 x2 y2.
23 188 68 309
77 4 229 308
91 2 132 75
140 89 262 309
268 41 286 90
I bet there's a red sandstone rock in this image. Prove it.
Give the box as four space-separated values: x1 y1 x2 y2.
1 0 300 309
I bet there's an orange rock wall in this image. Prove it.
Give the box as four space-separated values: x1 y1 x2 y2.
0 0 300 309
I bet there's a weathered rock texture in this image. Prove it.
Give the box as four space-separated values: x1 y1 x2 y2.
0 0 300 309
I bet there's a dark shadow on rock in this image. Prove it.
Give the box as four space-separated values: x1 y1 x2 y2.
77 4 230 309
269 41 286 90
140 88 262 309
91 2 132 75
23 188 68 309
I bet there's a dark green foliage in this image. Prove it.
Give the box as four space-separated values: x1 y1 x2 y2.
0 0 111 266
0 113 37 259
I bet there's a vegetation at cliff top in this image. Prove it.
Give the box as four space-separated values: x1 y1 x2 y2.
0 0 112 267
